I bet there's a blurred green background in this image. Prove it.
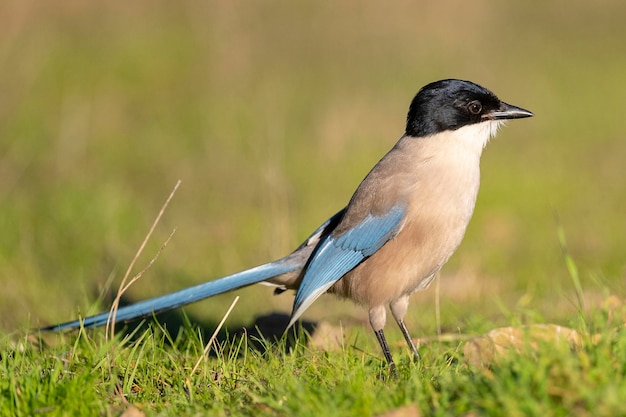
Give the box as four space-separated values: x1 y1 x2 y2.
1 0 624 334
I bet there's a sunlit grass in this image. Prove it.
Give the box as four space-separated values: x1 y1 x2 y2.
2 297 626 416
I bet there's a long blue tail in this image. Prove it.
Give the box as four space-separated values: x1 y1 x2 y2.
41 208 346 332
41 258 299 331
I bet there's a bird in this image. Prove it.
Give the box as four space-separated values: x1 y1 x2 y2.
42 79 533 372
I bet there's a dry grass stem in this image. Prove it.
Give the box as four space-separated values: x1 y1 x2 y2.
186 296 240 397
105 180 182 341
435 275 442 336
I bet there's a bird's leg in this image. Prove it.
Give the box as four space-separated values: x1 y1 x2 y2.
369 306 396 374
374 328 396 375
395 320 420 362
390 296 420 361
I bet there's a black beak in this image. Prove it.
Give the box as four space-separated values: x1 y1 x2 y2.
485 102 534 120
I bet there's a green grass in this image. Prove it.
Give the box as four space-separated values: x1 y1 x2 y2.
1 0 626 415
3 303 626 416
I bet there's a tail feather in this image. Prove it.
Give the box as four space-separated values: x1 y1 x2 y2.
41 209 346 333
41 259 299 331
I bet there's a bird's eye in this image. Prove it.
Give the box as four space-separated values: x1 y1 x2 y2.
468 101 482 115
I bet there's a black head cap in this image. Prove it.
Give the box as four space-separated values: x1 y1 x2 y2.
405 79 533 137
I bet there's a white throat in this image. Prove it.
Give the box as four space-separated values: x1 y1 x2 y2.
454 120 505 152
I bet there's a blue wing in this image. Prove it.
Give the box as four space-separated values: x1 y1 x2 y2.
288 204 406 327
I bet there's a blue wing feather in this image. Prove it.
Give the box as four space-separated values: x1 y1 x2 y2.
288 204 406 326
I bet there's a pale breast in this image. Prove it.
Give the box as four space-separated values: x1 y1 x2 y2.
330 130 483 307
